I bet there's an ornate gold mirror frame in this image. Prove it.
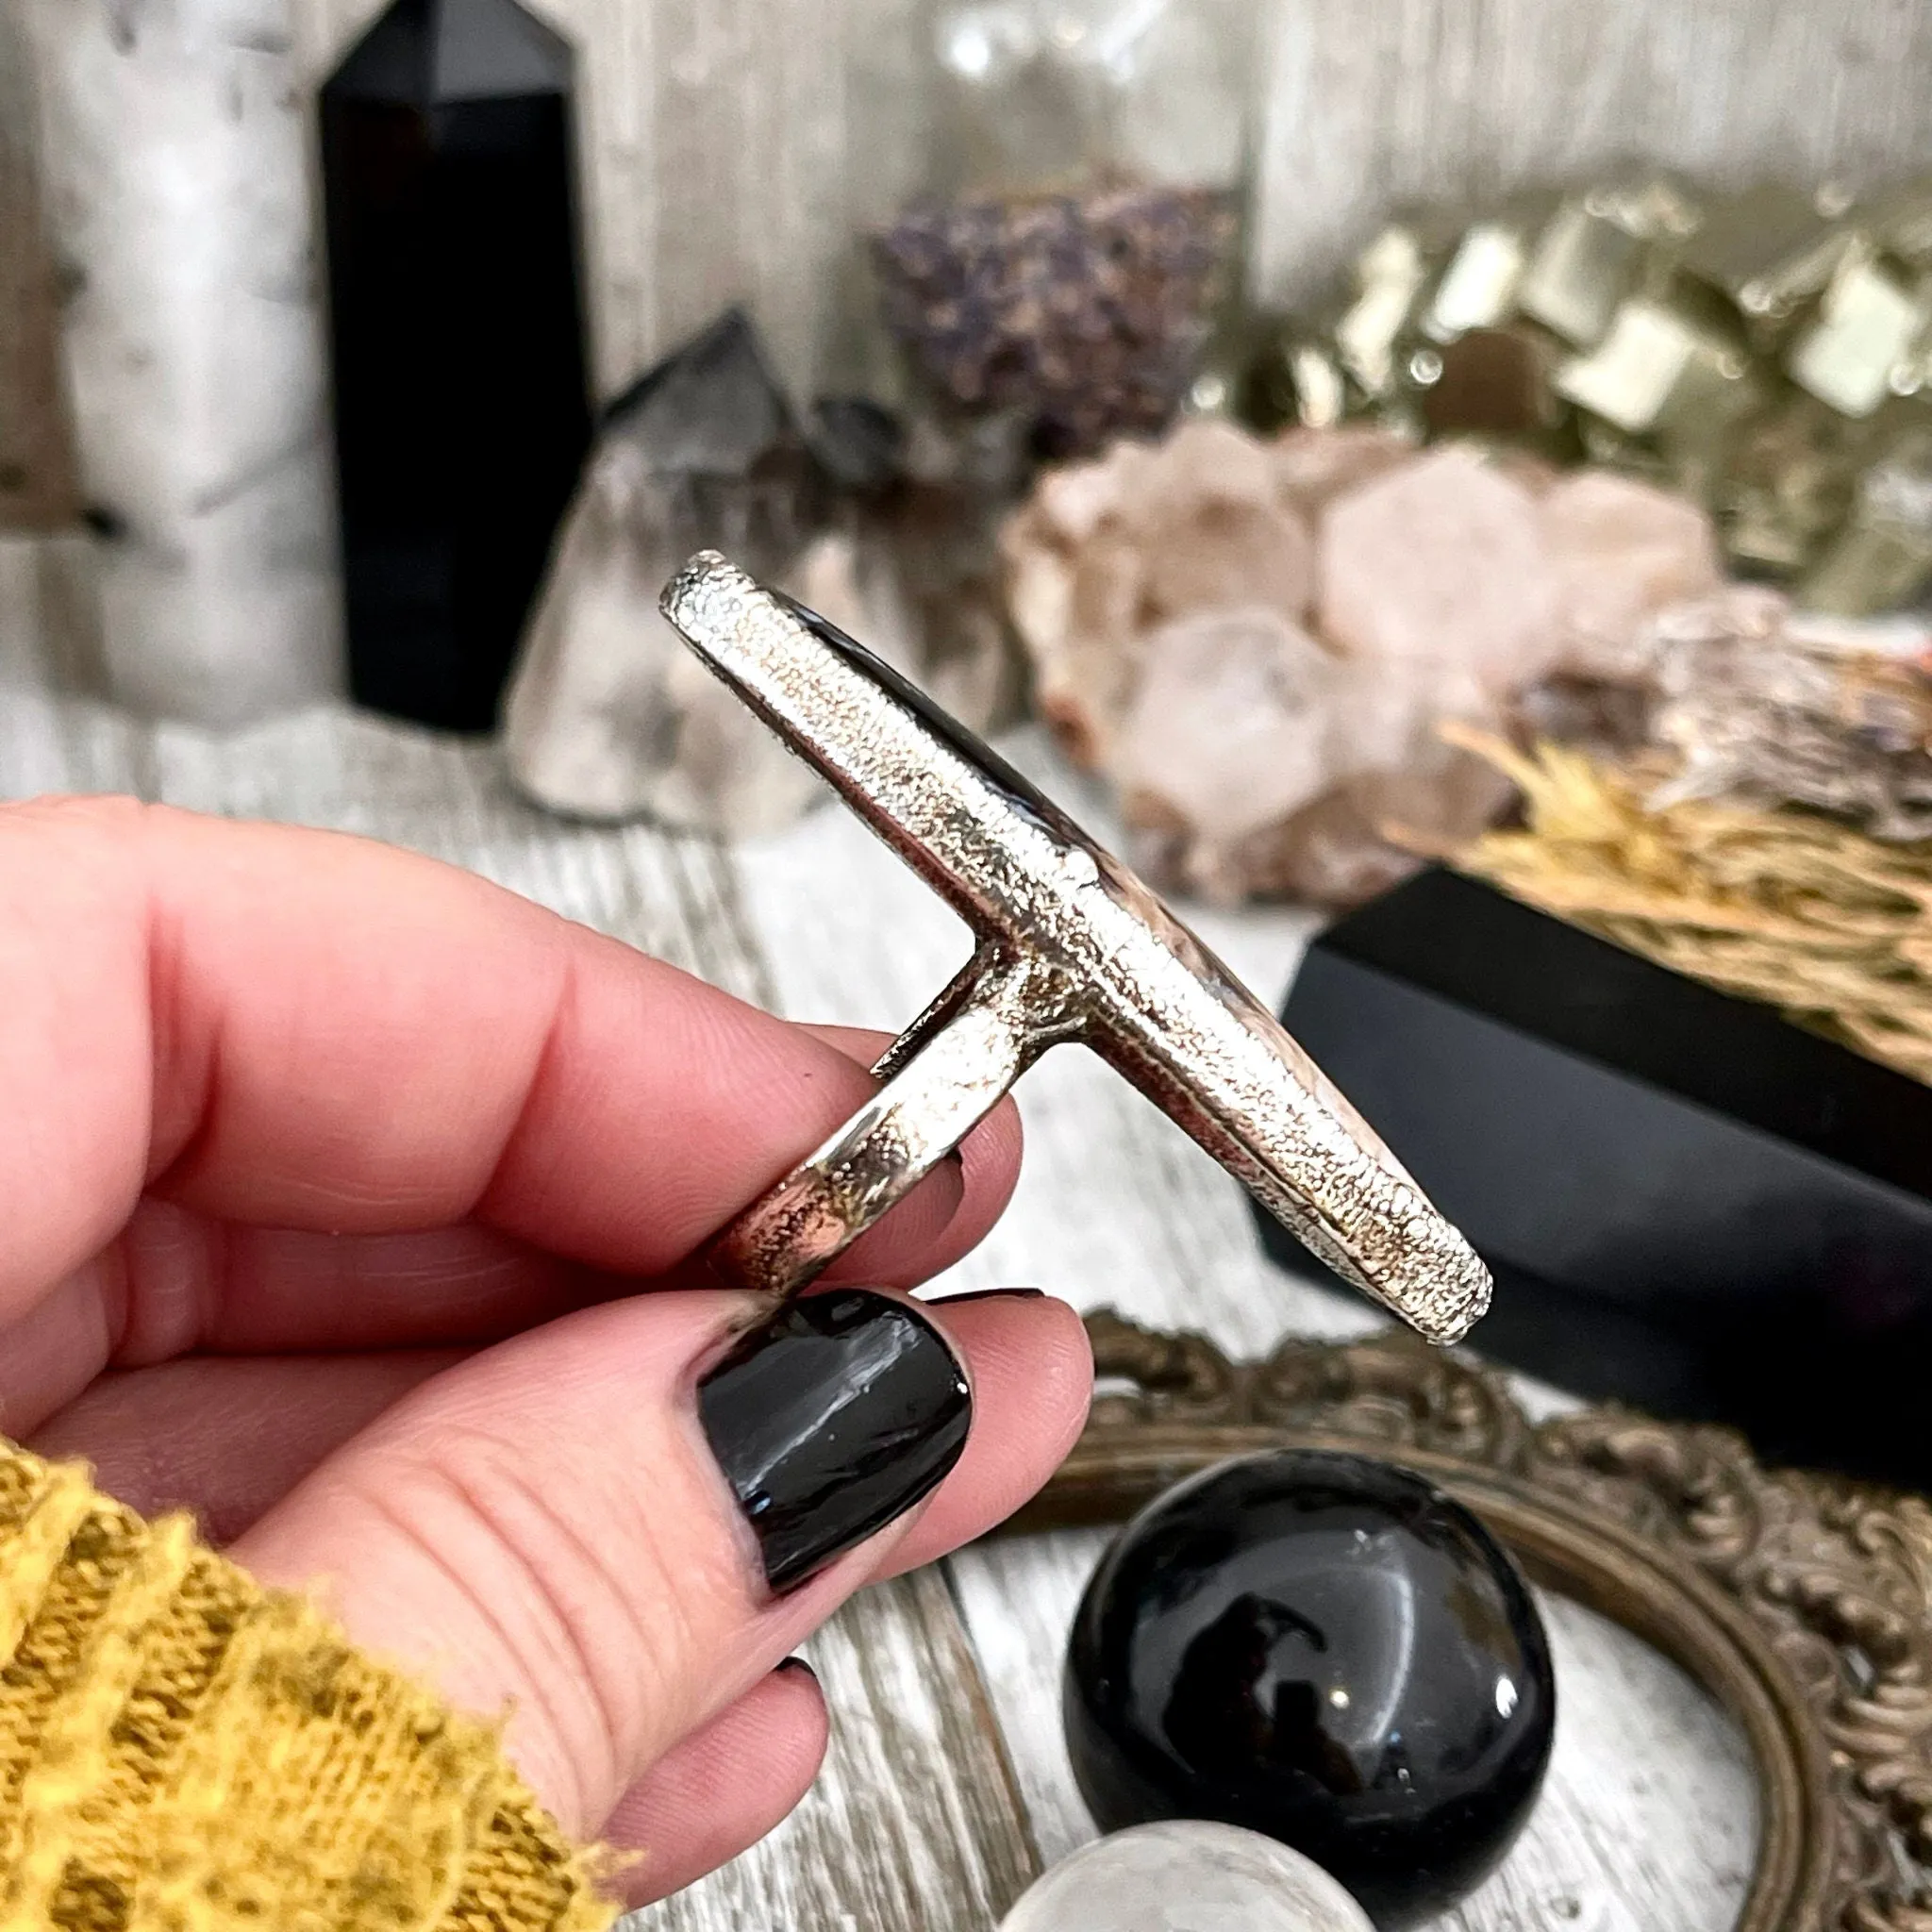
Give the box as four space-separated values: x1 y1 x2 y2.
1011 1313 1932 1932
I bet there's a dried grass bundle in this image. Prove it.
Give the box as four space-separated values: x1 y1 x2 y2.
1438 724 1932 1084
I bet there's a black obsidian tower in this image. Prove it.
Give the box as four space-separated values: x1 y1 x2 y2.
321 0 591 731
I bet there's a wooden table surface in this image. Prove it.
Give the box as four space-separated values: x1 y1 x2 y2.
0 619 1759 1930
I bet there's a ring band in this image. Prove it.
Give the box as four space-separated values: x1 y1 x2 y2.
662 552 1491 1347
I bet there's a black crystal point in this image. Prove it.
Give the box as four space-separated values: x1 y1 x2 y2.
1258 867 1932 1488
321 0 591 731
1064 1451 1555 1929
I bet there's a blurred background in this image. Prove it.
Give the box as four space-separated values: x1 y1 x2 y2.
11 3 1932 930
10 11 1932 1929
10 3 1932 763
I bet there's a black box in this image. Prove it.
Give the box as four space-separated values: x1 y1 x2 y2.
1257 867 1932 1487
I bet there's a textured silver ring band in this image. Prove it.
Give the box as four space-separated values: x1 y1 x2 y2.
660 551 1491 1347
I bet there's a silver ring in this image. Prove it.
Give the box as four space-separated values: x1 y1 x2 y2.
660 552 1491 1347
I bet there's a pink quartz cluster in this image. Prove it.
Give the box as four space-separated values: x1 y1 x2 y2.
1002 420 1723 904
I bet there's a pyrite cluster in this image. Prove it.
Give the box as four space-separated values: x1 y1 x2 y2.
1245 176 1932 617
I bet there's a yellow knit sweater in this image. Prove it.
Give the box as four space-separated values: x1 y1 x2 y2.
0 1441 615 1932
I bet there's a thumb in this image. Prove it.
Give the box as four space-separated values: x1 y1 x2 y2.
227 1287 974 1839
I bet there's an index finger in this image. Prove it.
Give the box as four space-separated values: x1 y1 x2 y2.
0 797 1020 1325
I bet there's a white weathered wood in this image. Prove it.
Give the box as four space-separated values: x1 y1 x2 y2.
1249 0 1932 303
0 592 1767 1928
0 2 75 531
650 1569 1041 1932
281 0 1932 405
0 531 102 693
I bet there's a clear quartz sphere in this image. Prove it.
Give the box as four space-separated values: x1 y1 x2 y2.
996 1822 1375 1932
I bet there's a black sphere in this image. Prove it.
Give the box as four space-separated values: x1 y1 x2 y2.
1064 1450 1556 1929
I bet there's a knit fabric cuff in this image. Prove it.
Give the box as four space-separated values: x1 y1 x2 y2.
0 1441 617 1932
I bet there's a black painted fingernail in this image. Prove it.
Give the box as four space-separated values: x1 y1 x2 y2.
926 1286 1045 1306
698 1289 972 1594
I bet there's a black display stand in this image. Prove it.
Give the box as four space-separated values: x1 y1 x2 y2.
1257 868 1932 1488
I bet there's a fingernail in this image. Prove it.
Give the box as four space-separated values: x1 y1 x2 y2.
926 1286 1046 1306
698 1289 971 1594
774 1656 818 1683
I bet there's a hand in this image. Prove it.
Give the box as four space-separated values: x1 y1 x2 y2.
0 797 1091 1904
